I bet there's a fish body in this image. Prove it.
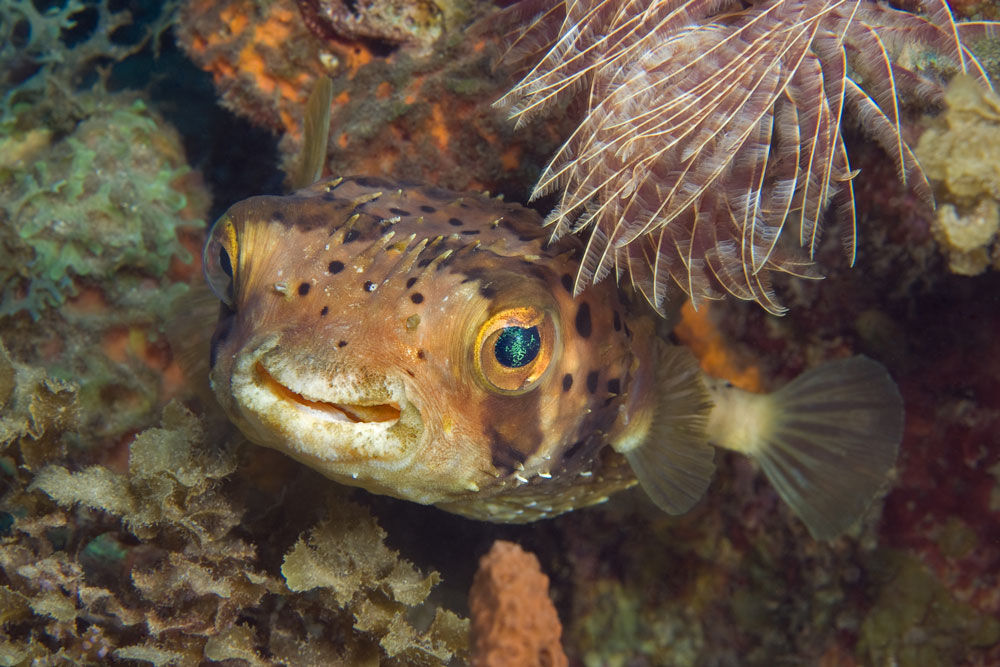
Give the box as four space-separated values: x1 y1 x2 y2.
205 176 903 535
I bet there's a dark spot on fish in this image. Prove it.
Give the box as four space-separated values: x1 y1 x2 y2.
364 280 376 292
417 205 434 214
561 273 573 293
480 285 497 299
586 370 599 394
338 340 348 348
422 186 455 201
417 258 433 267
517 233 536 242
461 229 480 235
329 260 344 274
575 302 592 338
623 321 632 338
410 292 424 304
389 207 411 216
298 282 310 296
489 435 528 475
563 439 585 460
322 192 337 202
527 264 549 282
344 229 360 243
448 217 463 227
562 373 573 391
460 268 487 283
607 378 621 395
417 349 426 360
320 306 329 316
352 175 394 189
406 277 418 288
613 311 622 332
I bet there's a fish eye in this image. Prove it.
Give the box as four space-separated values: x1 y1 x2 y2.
494 326 540 368
203 216 238 308
474 306 556 394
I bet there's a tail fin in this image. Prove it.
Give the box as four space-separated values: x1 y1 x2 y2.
712 356 904 540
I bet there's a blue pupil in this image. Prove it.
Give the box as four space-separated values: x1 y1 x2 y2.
494 326 541 368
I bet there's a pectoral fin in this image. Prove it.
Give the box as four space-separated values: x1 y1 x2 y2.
614 345 716 514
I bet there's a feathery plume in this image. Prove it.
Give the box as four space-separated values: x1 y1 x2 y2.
497 0 999 314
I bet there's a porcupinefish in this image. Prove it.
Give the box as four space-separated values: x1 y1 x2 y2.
203 175 903 539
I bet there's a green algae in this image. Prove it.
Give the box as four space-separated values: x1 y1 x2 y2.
0 94 203 320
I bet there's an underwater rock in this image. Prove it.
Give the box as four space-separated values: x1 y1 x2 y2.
468 540 567 667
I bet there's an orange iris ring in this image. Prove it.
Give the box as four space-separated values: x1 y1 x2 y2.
473 306 557 395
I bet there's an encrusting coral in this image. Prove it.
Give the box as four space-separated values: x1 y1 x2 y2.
468 540 568 667
916 74 1000 274
496 0 1000 314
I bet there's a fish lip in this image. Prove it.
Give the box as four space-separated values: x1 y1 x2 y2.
254 362 402 424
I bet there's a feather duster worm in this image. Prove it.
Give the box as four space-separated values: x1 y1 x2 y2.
497 0 999 314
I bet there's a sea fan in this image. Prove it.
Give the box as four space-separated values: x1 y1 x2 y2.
497 0 999 314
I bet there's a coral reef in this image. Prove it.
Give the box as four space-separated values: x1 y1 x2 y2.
0 88 209 454
2 0 1000 664
176 0 572 199
0 0 176 115
916 74 1000 274
0 355 468 664
468 540 567 667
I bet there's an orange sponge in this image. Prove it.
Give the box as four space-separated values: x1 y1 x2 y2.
469 540 568 667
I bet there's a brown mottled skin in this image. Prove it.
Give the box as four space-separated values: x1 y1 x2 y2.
206 176 659 521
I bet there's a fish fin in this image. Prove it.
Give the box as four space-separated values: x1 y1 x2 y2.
724 356 904 540
289 75 333 191
619 345 716 514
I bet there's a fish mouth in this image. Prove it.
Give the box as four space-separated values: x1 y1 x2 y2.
255 363 402 424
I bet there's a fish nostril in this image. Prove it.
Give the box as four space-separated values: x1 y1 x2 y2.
255 363 401 423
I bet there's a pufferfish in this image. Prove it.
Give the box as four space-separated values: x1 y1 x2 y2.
203 175 903 540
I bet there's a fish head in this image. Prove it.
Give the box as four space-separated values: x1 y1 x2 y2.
204 178 642 512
